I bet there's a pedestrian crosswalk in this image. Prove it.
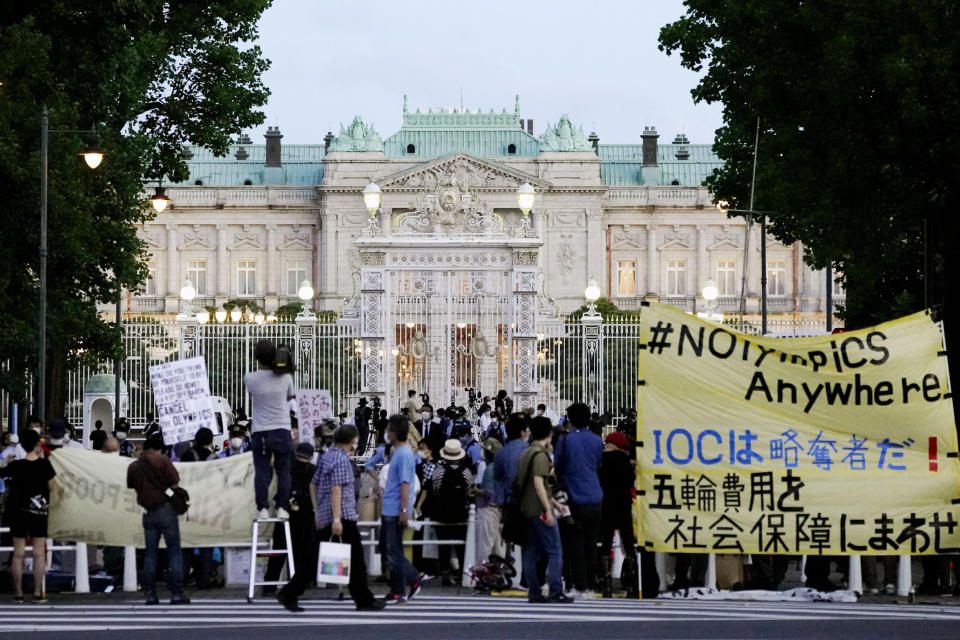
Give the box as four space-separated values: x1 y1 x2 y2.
1 595 960 633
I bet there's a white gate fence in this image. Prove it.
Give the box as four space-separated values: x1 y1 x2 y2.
0 314 834 432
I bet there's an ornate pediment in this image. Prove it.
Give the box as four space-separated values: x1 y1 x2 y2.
378 153 548 190
182 225 213 249
660 231 692 249
140 228 164 249
611 225 645 249
230 225 264 249
279 226 312 250
709 229 743 250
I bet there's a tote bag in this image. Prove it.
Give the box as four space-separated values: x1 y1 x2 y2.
317 538 351 585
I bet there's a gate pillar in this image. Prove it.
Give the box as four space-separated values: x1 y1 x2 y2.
510 251 539 411
359 252 388 407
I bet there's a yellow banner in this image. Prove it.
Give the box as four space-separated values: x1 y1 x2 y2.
637 303 960 555
48 448 262 547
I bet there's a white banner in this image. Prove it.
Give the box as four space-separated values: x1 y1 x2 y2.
149 356 219 445
48 448 265 547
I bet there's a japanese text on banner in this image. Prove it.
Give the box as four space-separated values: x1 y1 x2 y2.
636 304 959 555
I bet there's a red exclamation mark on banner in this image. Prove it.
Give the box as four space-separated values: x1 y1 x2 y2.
929 436 938 471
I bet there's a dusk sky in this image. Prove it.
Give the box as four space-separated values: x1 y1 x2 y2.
247 0 724 146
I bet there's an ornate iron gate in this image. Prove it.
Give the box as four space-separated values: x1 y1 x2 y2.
388 269 512 410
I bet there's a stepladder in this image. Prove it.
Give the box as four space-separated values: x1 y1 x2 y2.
247 517 294 602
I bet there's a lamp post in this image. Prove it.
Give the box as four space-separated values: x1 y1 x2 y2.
149 186 171 213
362 182 382 235
698 278 723 323
582 278 603 413
515 183 537 236
178 278 196 318
37 108 104 419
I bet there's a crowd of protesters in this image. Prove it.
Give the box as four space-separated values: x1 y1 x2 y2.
2 340 956 606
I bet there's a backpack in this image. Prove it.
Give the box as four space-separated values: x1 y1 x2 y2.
273 343 296 374
433 459 471 523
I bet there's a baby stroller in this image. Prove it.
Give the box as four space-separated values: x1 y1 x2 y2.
469 554 517 593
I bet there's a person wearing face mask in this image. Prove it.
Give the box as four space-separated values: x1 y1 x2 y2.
219 429 248 458
101 437 120 455
114 419 135 457
415 404 436 439
277 425 384 612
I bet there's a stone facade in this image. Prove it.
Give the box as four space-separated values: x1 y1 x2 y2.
117 100 841 320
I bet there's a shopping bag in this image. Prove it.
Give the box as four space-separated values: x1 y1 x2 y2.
317 539 351 585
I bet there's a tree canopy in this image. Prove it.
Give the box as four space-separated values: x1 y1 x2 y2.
0 1 272 418
659 0 960 332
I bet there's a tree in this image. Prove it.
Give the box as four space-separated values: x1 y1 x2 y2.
659 0 960 410
0 2 272 419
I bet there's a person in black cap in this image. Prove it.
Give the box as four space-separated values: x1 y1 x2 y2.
354 398 371 457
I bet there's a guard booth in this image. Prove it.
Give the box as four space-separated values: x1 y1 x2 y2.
81 374 128 449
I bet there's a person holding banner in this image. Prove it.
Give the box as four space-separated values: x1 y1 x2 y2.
244 340 297 521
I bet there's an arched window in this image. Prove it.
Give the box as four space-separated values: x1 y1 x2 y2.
243 179 253 185
406 143 416 154
194 179 204 186
507 143 517 154
670 179 680 186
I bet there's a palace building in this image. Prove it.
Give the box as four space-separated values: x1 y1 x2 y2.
117 97 839 410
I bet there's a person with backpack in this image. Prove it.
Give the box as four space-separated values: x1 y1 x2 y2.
516 417 573 603
427 439 475 586
243 339 297 520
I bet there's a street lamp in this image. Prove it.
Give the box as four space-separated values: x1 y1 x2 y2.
583 277 601 318
196 310 210 324
702 278 718 302
230 309 242 323
516 183 536 213
297 278 316 321
215 309 227 323
698 278 723 323
149 186 171 213
79 140 104 170
179 278 196 317
37 110 104 418
363 182 381 213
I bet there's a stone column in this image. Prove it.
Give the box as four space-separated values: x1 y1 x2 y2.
646 224 658 296
315 224 323 304
696 225 709 302
511 254 539 411
586 207 604 291
265 224 278 312
216 224 229 300
164 224 179 314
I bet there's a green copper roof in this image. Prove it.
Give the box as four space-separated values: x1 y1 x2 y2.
598 143 722 186
174 144 325 186
382 98 540 158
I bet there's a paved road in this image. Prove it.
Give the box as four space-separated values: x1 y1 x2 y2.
2 595 960 639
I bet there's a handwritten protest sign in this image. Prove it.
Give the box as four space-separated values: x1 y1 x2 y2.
297 389 334 442
48 447 263 547
149 357 219 445
636 303 960 555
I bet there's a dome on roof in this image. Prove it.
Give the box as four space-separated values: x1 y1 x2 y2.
84 374 127 395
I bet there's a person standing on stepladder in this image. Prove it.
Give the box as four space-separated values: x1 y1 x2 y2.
244 339 297 520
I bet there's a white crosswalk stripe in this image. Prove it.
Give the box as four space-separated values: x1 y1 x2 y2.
1 595 959 632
